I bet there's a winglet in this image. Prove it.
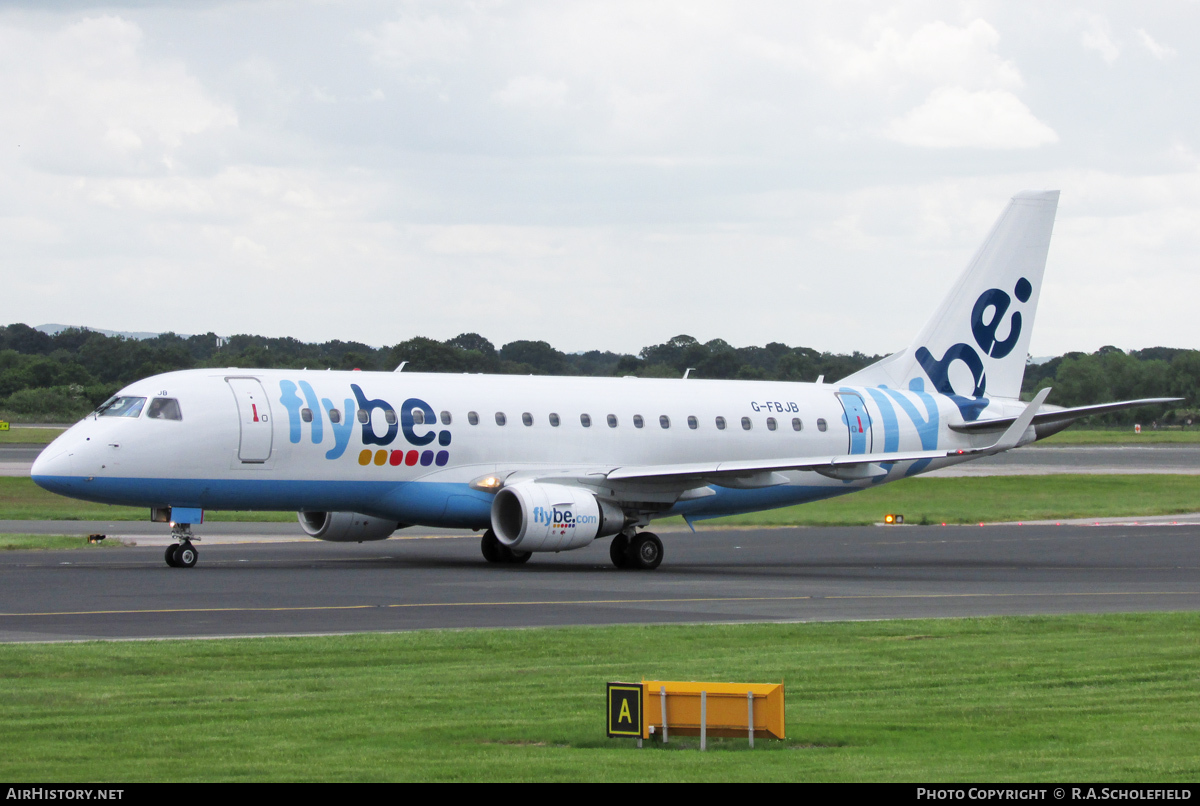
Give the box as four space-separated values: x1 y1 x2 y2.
992 387 1051 451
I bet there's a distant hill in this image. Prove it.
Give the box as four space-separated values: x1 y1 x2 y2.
34 324 191 341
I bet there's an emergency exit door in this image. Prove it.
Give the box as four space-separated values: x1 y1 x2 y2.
227 378 273 462
836 392 873 455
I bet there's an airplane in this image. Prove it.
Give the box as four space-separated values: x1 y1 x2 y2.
30 190 1178 570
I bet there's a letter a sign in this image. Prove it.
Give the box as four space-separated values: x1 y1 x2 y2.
607 682 642 738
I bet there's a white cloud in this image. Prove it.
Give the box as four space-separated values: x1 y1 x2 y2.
1137 29 1176 60
1081 15 1121 63
0 15 236 176
492 75 569 109
886 87 1058 149
815 18 1023 92
362 10 472 69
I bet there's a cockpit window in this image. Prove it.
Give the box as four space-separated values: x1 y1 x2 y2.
147 398 182 421
97 396 146 418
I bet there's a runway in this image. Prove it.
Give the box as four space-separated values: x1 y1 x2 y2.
2 523 1199 642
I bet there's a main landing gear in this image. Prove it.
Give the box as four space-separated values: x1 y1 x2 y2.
480 529 532 565
164 524 199 568
609 531 663 571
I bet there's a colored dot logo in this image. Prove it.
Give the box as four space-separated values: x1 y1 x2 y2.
359 449 449 467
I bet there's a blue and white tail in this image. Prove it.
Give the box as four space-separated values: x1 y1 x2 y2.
841 190 1059 403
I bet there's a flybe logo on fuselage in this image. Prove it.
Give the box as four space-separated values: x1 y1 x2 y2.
278 380 451 467
913 277 1031 421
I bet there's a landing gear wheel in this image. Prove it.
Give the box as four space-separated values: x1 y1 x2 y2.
175 541 198 568
609 533 631 569
628 532 663 570
164 543 180 567
481 530 504 563
481 528 531 565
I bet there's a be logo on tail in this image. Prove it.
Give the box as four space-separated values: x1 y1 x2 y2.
915 277 1032 400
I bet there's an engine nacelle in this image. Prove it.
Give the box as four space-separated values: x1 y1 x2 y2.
491 482 625 552
298 511 400 542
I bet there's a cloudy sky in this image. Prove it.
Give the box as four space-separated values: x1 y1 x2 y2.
1 1 1196 357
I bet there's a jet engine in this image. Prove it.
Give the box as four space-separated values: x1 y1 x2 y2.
491 482 626 552
298 511 400 542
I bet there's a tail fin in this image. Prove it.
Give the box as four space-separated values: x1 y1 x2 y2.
842 190 1059 404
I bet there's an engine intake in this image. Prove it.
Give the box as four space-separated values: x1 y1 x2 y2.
298 511 400 542
491 482 625 552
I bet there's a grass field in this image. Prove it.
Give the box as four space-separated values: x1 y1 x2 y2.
0 614 1197 781
0 534 125 550
682 474 1200 527
0 478 293 522
0 427 65 445
4 474 1198 526
1039 428 1200 445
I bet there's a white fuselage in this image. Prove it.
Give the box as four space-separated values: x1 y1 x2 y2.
31 368 1027 529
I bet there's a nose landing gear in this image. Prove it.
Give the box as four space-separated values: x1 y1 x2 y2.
164 524 199 568
610 530 663 570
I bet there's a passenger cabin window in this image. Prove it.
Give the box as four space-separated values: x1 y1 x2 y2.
741 417 752 431
357 409 369 424
386 409 398 425
522 412 533 426
633 415 644 428
328 408 342 424
715 416 726 430
659 415 670 429
792 417 802 431
580 413 592 427
549 413 560 427
147 398 182 421
440 411 452 425
300 407 313 423
410 409 422 425
495 412 507 426
687 415 698 430
767 417 777 431
607 414 618 428
817 418 827 432
97 396 146 418
468 411 479 425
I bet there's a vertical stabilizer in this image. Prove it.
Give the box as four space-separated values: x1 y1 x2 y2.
841 190 1059 404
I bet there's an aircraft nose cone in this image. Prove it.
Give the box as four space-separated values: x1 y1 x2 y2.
30 446 73 489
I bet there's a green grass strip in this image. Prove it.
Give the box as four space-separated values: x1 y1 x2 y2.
0 534 126 550
0 427 65 445
4 475 1200 526
0 478 292 521
1039 429 1200 445
673 474 1200 527
0 614 1198 781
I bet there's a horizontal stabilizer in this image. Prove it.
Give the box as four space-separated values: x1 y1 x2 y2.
949 397 1183 434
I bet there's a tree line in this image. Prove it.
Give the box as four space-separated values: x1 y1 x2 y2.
0 323 1195 425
